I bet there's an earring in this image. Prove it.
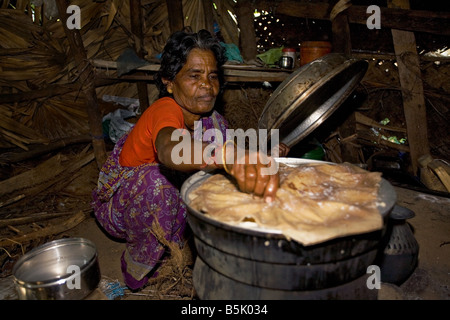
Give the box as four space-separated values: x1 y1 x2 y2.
167 87 173 94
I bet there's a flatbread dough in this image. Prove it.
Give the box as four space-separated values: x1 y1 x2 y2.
188 162 383 246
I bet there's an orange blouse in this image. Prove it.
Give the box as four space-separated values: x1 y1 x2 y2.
119 97 184 167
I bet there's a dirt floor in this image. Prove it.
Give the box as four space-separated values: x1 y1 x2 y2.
1 160 449 301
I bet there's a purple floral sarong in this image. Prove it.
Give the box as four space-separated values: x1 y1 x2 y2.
91 111 228 289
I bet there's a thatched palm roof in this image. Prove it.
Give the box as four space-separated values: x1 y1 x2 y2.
0 0 239 147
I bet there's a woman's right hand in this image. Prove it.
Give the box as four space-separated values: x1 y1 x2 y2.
223 144 279 203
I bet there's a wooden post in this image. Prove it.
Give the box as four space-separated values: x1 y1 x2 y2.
235 0 258 61
388 0 430 176
130 0 149 112
165 0 184 33
202 0 215 35
55 0 107 169
330 0 352 55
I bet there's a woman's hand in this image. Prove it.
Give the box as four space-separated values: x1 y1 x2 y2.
156 128 280 202
223 144 279 203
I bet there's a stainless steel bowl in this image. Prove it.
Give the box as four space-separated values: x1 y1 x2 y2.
12 237 101 300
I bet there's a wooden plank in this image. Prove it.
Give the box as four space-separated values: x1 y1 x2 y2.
356 131 410 153
389 0 429 176
355 112 407 133
352 50 450 63
91 60 293 83
254 1 450 36
348 5 450 36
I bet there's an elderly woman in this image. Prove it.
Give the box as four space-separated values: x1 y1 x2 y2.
91 29 282 290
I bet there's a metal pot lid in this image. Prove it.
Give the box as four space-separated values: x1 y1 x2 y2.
258 53 368 148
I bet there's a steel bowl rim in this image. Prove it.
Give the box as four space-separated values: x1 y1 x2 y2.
12 237 98 288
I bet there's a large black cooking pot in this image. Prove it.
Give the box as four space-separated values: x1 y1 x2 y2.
181 159 397 293
181 54 392 298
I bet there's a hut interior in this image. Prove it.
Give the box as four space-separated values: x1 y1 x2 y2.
0 0 449 302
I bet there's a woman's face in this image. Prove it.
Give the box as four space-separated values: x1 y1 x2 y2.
165 48 220 118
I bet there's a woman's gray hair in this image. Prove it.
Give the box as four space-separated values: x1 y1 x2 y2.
155 29 227 98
